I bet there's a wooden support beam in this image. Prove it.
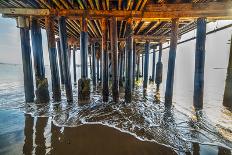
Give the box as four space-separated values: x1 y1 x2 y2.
45 16 61 101
223 35 232 109
90 35 169 42
125 19 133 103
143 41 150 89
110 17 119 102
31 17 50 103
1 2 232 20
193 18 206 110
58 16 73 102
165 18 179 108
0 8 49 16
102 18 109 102
18 17 35 103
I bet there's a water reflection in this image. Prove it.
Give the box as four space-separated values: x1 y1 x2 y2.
21 113 232 155
35 117 48 155
23 114 33 155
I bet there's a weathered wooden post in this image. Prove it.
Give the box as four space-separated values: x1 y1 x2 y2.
125 19 133 102
97 56 100 81
136 52 140 81
118 46 123 86
102 18 109 101
91 43 97 87
78 16 90 104
223 34 232 109
58 16 73 102
45 17 61 101
73 45 77 85
17 17 34 103
141 53 144 76
31 17 50 103
110 17 119 102
151 46 156 82
132 42 136 88
56 40 65 85
193 18 207 110
143 41 150 89
155 43 163 86
100 49 103 83
119 47 124 86
165 18 179 108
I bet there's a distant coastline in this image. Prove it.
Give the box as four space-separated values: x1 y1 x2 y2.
0 62 21 65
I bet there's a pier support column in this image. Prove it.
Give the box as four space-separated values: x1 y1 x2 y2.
102 18 109 102
136 53 140 81
132 42 136 88
97 57 100 81
119 48 124 86
73 45 77 85
31 17 50 103
151 46 156 82
17 17 34 103
56 40 64 85
125 19 133 103
193 18 207 110
143 41 150 89
78 16 90 105
91 43 97 87
223 34 232 109
141 53 144 77
155 43 163 86
110 17 119 102
165 18 179 108
58 16 73 102
119 48 123 87
45 17 61 101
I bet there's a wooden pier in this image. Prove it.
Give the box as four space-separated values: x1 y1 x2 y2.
0 0 232 110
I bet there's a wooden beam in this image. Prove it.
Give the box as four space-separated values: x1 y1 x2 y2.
90 35 169 42
0 8 49 16
1 2 232 20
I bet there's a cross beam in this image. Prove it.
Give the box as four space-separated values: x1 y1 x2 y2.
0 2 232 20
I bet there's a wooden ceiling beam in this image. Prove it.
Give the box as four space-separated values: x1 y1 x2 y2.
1 2 232 20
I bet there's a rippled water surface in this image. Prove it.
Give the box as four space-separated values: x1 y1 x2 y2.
0 63 232 155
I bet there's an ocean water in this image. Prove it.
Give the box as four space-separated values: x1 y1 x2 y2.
0 21 232 154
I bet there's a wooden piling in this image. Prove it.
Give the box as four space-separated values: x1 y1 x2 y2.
141 53 144 76
31 17 50 103
97 57 100 81
110 17 119 102
45 17 61 101
223 33 232 109
102 18 109 102
91 43 97 87
151 47 156 82
73 45 77 85
132 42 136 88
165 18 179 108
18 17 34 103
56 40 65 85
193 18 206 110
125 19 133 103
58 16 73 102
78 16 90 105
155 43 163 85
143 41 150 89
136 53 140 81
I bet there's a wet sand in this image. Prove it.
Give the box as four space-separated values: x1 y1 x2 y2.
50 123 177 155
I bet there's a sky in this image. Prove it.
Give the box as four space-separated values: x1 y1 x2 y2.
0 15 81 65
